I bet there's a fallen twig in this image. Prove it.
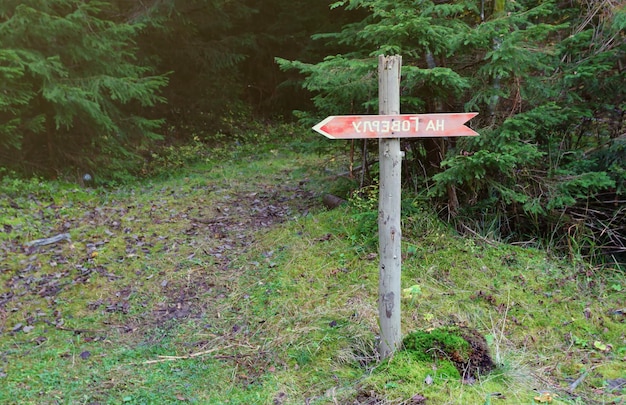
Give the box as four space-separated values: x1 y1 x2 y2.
25 233 71 247
457 223 497 246
568 371 588 393
142 344 263 364
567 365 600 393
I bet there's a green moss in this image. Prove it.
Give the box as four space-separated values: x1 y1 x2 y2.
377 351 460 383
403 327 470 362
429 359 462 380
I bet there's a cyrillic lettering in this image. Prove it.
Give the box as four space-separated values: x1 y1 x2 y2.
381 120 390 133
391 120 401 133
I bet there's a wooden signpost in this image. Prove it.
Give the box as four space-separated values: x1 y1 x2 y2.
313 55 478 359
312 113 478 139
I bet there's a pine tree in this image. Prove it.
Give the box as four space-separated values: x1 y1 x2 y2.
280 0 626 261
0 0 168 177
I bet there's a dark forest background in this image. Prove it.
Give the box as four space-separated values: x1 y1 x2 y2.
1 0 624 263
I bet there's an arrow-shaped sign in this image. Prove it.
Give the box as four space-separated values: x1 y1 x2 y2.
313 113 478 139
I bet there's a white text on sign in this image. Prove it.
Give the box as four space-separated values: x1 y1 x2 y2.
352 118 445 134
312 113 478 139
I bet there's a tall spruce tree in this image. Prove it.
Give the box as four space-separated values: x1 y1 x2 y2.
0 0 168 177
280 0 625 261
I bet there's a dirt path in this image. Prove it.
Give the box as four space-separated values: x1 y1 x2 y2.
0 165 317 342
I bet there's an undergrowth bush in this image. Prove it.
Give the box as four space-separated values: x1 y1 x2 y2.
0 169 57 199
430 112 625 265
280 0 626 267
143 136 211 178
346 183 448 251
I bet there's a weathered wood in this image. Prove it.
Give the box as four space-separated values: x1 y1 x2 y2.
377 54 403 359
25 233 71 247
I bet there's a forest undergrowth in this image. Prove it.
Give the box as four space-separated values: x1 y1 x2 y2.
0 134 624 404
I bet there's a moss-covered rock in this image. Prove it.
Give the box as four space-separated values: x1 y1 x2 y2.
403 326 495 379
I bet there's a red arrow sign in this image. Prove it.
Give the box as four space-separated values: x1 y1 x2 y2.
313 113 478 139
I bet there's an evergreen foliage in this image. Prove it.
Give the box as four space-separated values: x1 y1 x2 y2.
0 0 168 177
0 1 344 177
1 0 623 261
277 0 476 118
280 0 625 262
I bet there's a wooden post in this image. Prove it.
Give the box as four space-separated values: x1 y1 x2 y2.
377 54 402 359
312 55 478 359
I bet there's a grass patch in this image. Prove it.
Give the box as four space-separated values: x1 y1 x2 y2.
1 128 624 404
